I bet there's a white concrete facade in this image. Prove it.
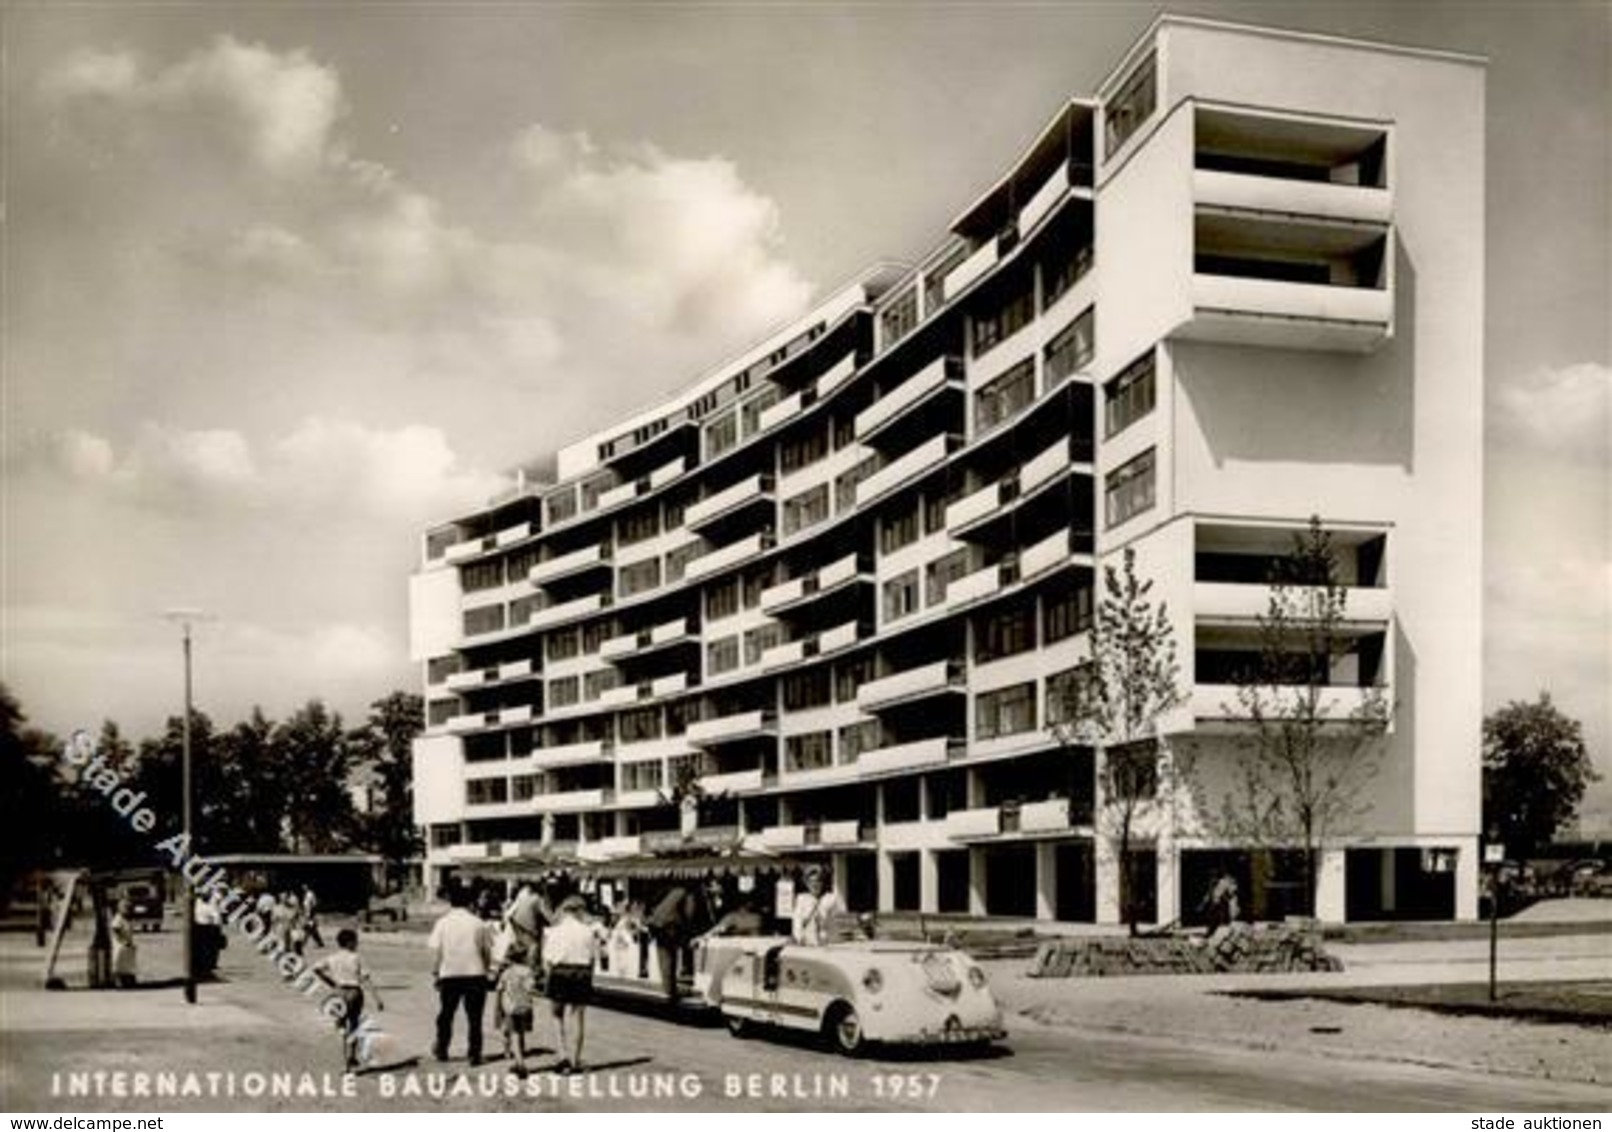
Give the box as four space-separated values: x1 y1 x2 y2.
408 15 1484 923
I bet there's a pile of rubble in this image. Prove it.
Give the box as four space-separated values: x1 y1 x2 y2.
1027 922 1343 978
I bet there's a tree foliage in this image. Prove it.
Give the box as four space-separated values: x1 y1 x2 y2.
347 691 425 863
1483 693 1598 855
1202 517 1390 913
1050 547 1182 932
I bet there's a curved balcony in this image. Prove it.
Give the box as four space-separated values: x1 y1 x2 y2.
529 543 613 588
687 709 777 748
856 660 965 714
686 474 776 533
856 736 959 777
855 356 964 446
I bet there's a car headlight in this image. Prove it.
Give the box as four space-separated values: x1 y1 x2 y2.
967 965 988 989
863 967 884 994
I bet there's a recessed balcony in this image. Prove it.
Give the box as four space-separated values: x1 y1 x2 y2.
532 738 611 771
600 618 697 662
1189 683 1389 728
1194 581 1392 629
685 474 775 533
944 807 1002 841
526 593 608 632
698 767 765 795
685 531 775 581
1194 169 1391 226
942 240 999 304
855 356 964 445
531 787 610 813
687 709 778 747
856 660 965 714
760 554 868 615
857 736 958 776
759 824 806 850
945 559 1014 611
529 544 613 588
856 434 960 509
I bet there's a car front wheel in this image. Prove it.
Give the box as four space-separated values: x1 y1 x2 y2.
825 1002 865 1057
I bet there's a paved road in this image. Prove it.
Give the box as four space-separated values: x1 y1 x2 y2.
7 929 1611 1112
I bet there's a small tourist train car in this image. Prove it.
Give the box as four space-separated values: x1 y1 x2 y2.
703 935 1007 1056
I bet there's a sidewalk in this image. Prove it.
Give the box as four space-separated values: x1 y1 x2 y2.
984 931 1612 1088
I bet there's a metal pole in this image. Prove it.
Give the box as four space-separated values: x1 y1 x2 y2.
182 622 196 1005
1487 865 1499 1003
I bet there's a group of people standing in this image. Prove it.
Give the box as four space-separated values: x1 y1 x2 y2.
429 882 600 1076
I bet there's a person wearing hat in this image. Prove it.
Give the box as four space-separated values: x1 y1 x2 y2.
790 865 845 947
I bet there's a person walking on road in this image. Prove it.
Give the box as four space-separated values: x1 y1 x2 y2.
543 895 600 1075
428 884 492 1065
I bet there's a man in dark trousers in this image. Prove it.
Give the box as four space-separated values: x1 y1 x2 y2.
428 884 492 1064
645 883 710 1004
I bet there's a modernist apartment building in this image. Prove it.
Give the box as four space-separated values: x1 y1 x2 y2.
409 15 1485 923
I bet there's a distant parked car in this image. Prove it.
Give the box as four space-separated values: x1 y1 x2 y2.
1567 860 1612 898
122 882 164 932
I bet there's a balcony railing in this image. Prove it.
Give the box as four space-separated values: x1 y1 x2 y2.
855 356 964 443
686 474 775 531
1194 169 1392 225
942 240 999 303
1193 582 1391 627
686 709 778 747
856 434 958 508
944 806 1002 840
529 543 612 587
685 530 776 581
525 593 608 632
530 787 610 813
532 739 611 771
857 736 957 776
856 660 964 713
698 766 765 795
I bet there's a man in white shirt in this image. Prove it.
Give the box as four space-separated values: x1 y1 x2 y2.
428 884 492 1064
790 865 845 947
542 895 600 1074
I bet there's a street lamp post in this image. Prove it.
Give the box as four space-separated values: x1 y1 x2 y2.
166 609 204 1005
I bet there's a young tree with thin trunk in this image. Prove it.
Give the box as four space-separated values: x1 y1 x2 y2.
1208 517 1390 918
1050 547 1182 934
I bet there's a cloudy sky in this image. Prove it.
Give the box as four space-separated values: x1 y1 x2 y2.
3 2 1608 817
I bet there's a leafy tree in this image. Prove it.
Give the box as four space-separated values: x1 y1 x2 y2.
347 691 425 864
1483 693 1598 855
1205 517 1390 916
214 708 290 853
1050 548 1182 933
272 700 359 853
0 683 72 890
132 709 232 849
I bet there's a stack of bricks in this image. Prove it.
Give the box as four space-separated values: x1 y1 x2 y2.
1026 923 1343 978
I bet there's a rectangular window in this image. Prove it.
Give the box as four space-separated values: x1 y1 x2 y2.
782 484 831 536
618 508 660 546
1104 351 1156 437
706 635 740 676
704 411 738 459
1044 579 1094 643
509 595 542 627
667 541 701 583
705 579 740 621
463 604 505 637
785 731 833 772
580 473 615 513
836 457 877 512
975 358 1037 433
835 655 876 703
619 558 661 598
743 568 774 610
663 498 686 530
782 669 832 712
779 427 829 474
505 547 541 585
883 570 920 623
427 698 457 727
1043 241 1095 309
462 560 503 592
427 656 462 685
583 669 620 701
975 601 1037 664
548 676 580 709
832 415 856 451
1105 49 1157 157
880 504 919 555
1044 307 1095 387
970 275 1035 358
1105 448 1157 528
838 720 883 763
976 682 1037 741
743 624 782 667
741 387 779 437
582 620 612 655
1107 740 1159 800
547 488 579 526
546 629 580 662
621 760 663 793
1045 664 1093 728
511 775 539 802
926 549 974 606
619 707 662 743
466 777 509 806
879 286 919 349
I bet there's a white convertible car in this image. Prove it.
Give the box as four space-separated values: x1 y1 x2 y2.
595 932 1005 1055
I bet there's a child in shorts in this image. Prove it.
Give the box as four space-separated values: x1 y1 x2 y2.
311 928 384 1070
494 943 537 1075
